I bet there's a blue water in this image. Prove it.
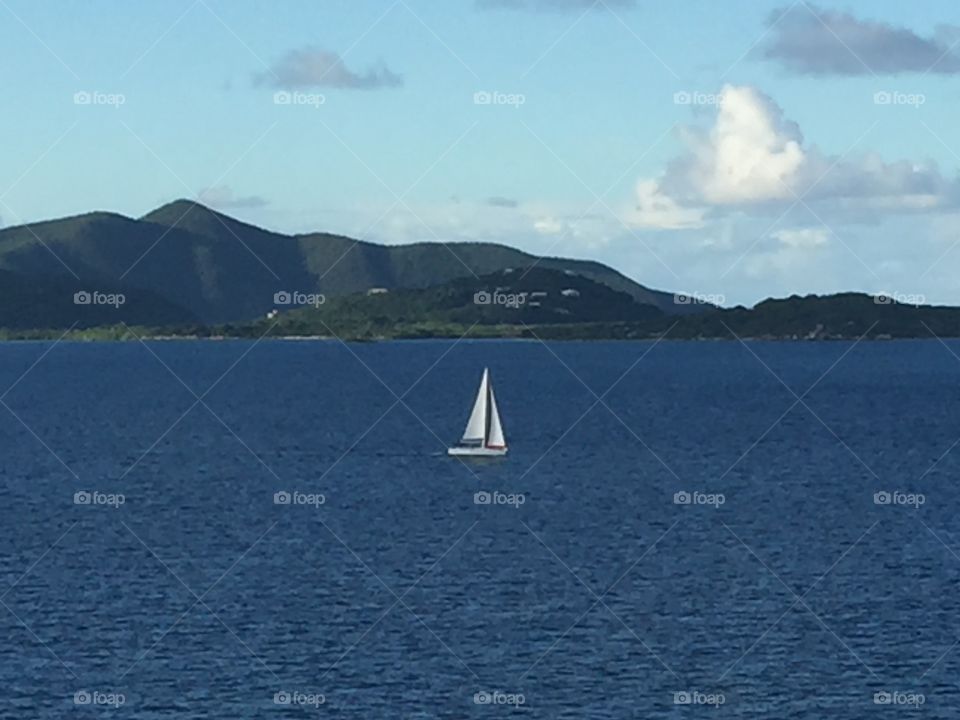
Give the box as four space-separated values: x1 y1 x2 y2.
2 338 960 718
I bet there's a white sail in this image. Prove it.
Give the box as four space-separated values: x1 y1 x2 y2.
448 367 508 457
461 368 489 443
487 383 506 449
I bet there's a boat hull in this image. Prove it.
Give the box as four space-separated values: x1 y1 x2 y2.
447 446 508 457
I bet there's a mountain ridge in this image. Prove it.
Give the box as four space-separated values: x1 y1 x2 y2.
0 200 697 326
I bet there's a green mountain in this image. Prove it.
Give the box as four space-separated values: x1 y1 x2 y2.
230 283 960 342
0 268 197 330
0 199 696 328
0 206 315 325
672 292 960 340
258 266 665 338
5 201 956 342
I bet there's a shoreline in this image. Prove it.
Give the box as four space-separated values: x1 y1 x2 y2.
0 333 941 344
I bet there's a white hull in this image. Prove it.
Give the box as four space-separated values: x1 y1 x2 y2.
448 446 507 457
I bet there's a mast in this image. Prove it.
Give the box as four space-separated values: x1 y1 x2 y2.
484 371 493 446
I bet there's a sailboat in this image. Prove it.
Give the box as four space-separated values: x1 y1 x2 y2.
448 368 507 457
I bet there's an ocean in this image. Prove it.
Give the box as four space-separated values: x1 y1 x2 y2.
1 338 958 718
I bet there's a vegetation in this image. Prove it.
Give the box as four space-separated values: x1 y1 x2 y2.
0 200 689 325
0 269 196 330
3 275 956 343
0 202 956 342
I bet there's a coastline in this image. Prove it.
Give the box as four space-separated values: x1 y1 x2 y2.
0 329 934 343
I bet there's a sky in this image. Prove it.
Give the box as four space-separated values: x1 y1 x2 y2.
1 0 959 306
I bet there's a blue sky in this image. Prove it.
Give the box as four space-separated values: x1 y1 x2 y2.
1 0 959 305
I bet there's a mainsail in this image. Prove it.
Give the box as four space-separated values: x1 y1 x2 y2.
461 368 489 444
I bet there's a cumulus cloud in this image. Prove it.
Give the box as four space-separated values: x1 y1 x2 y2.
666 86 805 205
197 186 268 209
476 0 635 11
256 47 402 89
630 85 960 228
762 5 960 75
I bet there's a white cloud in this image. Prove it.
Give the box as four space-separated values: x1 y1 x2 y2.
638 84 960 224
684 86 805 204
533 217 564 235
